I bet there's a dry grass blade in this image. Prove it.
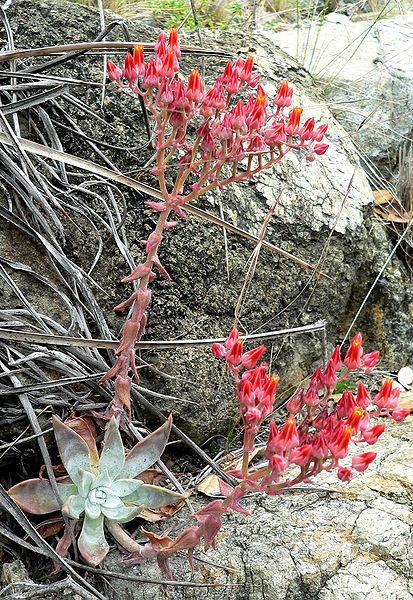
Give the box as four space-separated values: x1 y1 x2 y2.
0 320 327 350
0 41 232 63
0 85 68 115
0 132 331 278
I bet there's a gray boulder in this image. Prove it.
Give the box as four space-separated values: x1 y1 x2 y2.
263 13 413 171
0 0 412 446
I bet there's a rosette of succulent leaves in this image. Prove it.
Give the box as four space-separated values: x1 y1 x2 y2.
8 415 183 566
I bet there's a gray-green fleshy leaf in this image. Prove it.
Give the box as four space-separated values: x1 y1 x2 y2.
122 483 184 509
62 494 85 519
52 415 93 487
96 489 123 510
8 479 77 515
98 417 125 480
101 504 140 522
78 469 94 498
85 498 101 520
78 513 109 567
118 416 172 479
90 469 111 491
111 478 143 498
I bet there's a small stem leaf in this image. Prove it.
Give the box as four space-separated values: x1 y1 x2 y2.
99 417 125 480
78 513 109 567
62 494 86 520
8 479 76 514
101 504 140 523
122 483 184 510
52 416 93 487
119 416 172 479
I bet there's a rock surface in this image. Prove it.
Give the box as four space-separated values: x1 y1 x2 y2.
102 417 413 600
264 13 413 171
0 0 412 445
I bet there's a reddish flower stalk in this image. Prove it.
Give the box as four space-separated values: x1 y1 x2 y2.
102 29 329 418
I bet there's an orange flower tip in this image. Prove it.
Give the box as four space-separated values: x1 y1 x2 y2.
353 407 364 417
287 418 295 426
256 94 266 105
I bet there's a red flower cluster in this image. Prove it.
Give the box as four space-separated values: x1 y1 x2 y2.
107 28 329 220
213 328 279 452
213 330 409 489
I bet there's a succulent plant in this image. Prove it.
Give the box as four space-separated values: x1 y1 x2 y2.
8 415 183 565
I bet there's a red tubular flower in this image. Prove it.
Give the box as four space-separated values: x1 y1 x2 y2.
230 99 247 133
387 387 400 410
322 359 338 391
133 45 145 75
391 408 409 422
211 343 226 359
337 466 353 482
269 454 288 481
347 407 364 434
351 452 376 472
356 382 371 409
107 59 122 82
239 55 254 83
226 71 240 95
159 51 176 79
286 389 304 415
225 338 244 366
122 52 138 83
328 424 352 458
246 89 267 131
263 121 286 146
274 80 293 108
168 28 181 58
299 117 315 142
156 80 173 107
312 432 329 458
312 405 328 431
344 332 363 371
186 69 203 103
273 416 299 452
265 421 279 457
154 31 167 54
314 143 329 155
330 345 342 371
241 345 266 369
142 58 159 89
244 406 261 425
233 57 244 74
303 381 320 407
286 107 303 136
221 60 233 84
262 374 280 408
363 350 380 372
374 377 393 409
312 123 328 141
362 423 385 445
290 444 313 467
336 391 356 418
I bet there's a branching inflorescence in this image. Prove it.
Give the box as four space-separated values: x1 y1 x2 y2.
11 29 404 581
102 29 328 417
